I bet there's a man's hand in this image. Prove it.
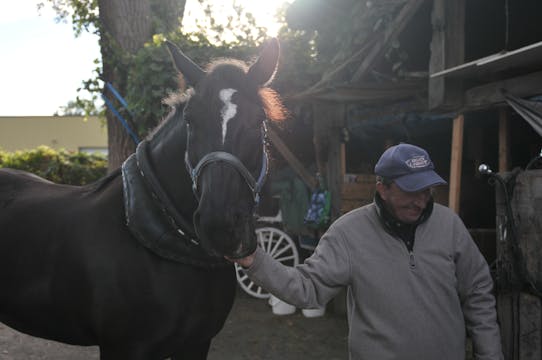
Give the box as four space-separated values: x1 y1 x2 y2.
226 252 256 268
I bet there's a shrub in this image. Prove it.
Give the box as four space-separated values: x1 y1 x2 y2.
0 146 108 185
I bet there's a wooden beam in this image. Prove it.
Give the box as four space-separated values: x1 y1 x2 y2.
340 143 346 178
291 38 378 100
431 40 542 80
327 128 344 219
448 114 464 213
428 0 446 109
351 0 426 82
428 0 465 110
293 0 425 99
312 102 346 219
499 108 510 172
464 70 542 111
266 125 318 191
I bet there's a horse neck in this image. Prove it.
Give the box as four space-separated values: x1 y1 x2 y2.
147 107 198 214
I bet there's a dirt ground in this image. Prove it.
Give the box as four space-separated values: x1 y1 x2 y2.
0 289 348 360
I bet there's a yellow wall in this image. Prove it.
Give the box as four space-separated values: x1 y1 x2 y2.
0 116 108 153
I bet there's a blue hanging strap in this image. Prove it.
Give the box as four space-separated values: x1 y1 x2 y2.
106 82 135 118
102 82 140 145
101 93 140 145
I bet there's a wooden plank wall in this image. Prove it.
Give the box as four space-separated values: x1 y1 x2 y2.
496 170 542 359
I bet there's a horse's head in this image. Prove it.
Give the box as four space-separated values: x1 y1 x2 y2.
166 39 285 259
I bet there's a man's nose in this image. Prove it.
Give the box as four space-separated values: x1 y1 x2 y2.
412 197 426 208
411 191 430 207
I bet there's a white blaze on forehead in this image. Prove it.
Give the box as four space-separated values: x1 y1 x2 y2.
219 88 238 144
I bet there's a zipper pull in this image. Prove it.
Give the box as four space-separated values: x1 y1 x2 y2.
409 251 416 269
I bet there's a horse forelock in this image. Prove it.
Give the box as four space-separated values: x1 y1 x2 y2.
206 61 287 123
205 58 248 74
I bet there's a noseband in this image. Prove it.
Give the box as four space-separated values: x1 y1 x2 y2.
185 122 268 205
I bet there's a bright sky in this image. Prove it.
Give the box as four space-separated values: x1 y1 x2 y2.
0 0 291 116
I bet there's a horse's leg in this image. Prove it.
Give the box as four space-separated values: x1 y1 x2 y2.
171 339 211 360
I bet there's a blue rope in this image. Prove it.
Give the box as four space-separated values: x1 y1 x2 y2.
101 93 140 145
105 82 135 118
102 82 140 145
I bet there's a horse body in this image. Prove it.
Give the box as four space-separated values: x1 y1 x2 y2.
0 39 283 359
0 168 235 358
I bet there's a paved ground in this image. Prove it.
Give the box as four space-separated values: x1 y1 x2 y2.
0 289 348 359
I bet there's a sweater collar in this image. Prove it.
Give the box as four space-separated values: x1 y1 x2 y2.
374 192 433 236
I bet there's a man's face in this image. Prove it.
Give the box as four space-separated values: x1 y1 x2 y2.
376 182 432 224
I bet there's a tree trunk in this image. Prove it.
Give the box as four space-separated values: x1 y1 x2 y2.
98 0 186 171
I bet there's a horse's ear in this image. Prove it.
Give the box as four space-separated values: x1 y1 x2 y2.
165 40 205 86
247 38 280 87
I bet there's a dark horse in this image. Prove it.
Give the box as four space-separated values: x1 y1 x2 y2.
0 38 285 359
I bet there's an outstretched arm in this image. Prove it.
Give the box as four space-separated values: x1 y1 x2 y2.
229 227 351 309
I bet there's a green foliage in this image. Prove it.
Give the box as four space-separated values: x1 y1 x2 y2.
125 33 266 135
273 28 320 95
43 0 322 138
124 38 180 134
39 0 100 36
0 146 107 185
189 0 268 46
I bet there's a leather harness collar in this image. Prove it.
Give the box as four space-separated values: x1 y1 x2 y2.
121 141 229 268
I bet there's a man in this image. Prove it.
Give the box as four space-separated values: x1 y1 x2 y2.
233 143 503 360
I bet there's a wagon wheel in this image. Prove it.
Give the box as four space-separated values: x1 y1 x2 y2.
235 227 299 299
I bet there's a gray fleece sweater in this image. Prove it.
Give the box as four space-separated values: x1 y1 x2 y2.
246 202 503 360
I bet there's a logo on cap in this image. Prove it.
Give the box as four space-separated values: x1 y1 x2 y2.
405 155 429 169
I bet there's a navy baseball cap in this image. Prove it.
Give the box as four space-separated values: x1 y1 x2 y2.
374 143 447 192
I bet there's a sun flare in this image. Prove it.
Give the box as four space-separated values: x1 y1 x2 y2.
183 0 293 39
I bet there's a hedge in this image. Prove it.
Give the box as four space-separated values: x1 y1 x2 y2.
0 146 108 185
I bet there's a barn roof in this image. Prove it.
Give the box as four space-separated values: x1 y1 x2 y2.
285 0 542 114
285 0 427 105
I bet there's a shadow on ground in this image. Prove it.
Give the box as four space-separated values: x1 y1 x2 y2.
0 289 348 359
209 290 348 360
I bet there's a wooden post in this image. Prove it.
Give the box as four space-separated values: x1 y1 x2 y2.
340 143 346 180
499 108 510 173
313 101 345 220
428 0 465 110
448 114 464 213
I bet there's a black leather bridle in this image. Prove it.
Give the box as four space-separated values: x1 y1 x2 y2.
184 121 269 206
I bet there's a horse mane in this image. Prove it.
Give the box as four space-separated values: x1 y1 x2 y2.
259 87 288 123
83 168 122 194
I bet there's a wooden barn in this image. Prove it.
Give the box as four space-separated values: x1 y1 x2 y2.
265 0 542 358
